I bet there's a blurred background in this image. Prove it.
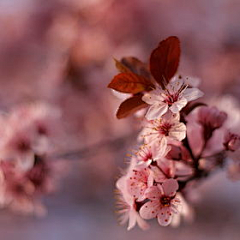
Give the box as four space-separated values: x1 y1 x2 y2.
0 0 240 239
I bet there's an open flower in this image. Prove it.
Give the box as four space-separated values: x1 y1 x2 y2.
139 179 181 226
139 112 186 145
142 77 203 120
0 102 61 170
126 167 153 202
0 160 47 216
116 174 149 230
0 155 64 216
136 142 170 167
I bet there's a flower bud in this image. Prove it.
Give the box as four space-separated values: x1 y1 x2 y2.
224 132 240 152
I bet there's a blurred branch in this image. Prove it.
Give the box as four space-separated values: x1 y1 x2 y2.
52 131 138 161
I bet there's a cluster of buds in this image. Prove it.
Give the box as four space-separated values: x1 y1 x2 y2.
108 36 240 230
0 103 64 216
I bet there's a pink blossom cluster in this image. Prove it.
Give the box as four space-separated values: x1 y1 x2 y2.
0 103 64 216
115 76 240 230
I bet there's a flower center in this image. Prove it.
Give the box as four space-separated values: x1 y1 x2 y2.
164 93 179 106
160 196 171 207
144 152 152 162
163 82 188 106
158 123 172 136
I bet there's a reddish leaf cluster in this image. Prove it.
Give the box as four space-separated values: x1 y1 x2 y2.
108 36 181 119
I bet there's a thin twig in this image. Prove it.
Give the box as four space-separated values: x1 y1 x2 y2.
51 131 139 161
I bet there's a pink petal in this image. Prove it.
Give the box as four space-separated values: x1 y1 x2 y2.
157 160 172 175
145 103 168 120
184 76 201 87
152 138 169 159
168 78 183 93
183 88 204 101
157 207 173 226
170 198 182 214
170 98 188 113
169 122 186 141
142 92 161 105
170 214 181 227
127 210 137 230
175 162 193 179
145 186 162 200
116 176 126 191
150 166 167 183
162 179 179 197
147 171 154 187
139 200 160 220
136 214 150 230
127 169 150 201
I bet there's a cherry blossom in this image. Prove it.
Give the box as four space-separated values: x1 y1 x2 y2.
139 179 181 226
136 142 170 167
142 77 203 120
0 160 47 216
126 167 153 202
116 173 149 230
0 103 61 170
139 112 186 145
109 36 240 230
0 154 65 216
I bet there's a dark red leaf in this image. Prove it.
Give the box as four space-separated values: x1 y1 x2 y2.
150 36 180 89
116 95 148 119
108 72 155 94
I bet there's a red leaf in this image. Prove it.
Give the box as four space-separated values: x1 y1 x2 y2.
114 58 132 73
121 57 152 78
115 57 153 79
116 95 148 119
108 72 155 94
150 36 180 89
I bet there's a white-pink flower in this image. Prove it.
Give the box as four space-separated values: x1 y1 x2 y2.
0 154 66 216
126 167 153 202
142 77 203 120
139 112 186 145
139 179 181 226
136 142 170 167
116 174 149 230
0 160 48 216
0 102 61 170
